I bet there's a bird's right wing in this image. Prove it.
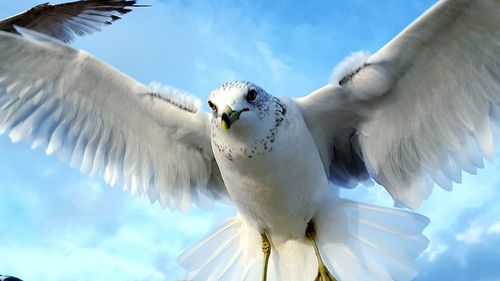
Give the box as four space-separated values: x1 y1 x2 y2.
0 0 143 43
0 30 228 212
298 0 500 209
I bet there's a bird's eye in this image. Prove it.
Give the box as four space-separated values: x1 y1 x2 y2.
208 100 217 112
246 89 258 102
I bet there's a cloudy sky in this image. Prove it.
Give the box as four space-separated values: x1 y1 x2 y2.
0 0 499 280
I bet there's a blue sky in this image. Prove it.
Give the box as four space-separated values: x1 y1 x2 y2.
0 0 499 280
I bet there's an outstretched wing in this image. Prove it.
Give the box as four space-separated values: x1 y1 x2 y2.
297 0 500 209
0 30 228 212
0 0 143 43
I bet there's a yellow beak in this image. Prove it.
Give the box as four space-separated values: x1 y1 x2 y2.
221 105 245 132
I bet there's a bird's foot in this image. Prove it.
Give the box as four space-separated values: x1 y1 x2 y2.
314 263 336 281
306 220 337 281
261 232 271 281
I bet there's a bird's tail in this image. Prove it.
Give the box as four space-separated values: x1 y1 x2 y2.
179 197 429 281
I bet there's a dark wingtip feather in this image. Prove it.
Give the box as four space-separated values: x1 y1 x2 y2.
0 276 24 281
0 0 152 43
116 8 133 15
131 4 153 8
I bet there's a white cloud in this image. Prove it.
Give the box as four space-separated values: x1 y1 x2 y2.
455 220 500 245
487 221 500 235
1 246 168 281
422 243 448 262
256 41 290 83
456 224 484 244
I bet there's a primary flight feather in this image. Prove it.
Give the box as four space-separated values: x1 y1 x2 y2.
0 0 144 43
0 0 499 280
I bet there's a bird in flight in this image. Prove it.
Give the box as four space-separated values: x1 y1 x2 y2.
0 0 144 43
0 0 499 280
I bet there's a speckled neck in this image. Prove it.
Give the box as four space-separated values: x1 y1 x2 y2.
212 97 286 161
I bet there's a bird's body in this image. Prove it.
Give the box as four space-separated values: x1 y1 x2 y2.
213 94 329 239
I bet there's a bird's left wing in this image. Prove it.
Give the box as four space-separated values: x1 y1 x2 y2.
0 30 228 212
297 0 500 209
0 0 143 43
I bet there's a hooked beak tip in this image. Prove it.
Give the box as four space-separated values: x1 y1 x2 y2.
221 112 231 131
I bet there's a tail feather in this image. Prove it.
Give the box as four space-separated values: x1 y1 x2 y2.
179 219 238 271
179 197 430 281
317 199 429 281
239 261 261 281
179 215 264 281
344 238 418 280
218 252 242 281
325 244 393 281
343 201 429 235
196 237 237 280
214 251 241 280
347 217 428 261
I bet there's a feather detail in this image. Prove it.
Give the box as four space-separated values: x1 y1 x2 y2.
331 51 370 86
0 0 145 43
0 30 228 212
180 196 429 281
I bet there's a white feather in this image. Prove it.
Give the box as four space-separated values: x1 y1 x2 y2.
298 0 500 209
0 30 228 211
330 51 370 85
180 197 429 281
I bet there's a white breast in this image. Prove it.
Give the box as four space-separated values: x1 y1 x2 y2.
213 98 331 238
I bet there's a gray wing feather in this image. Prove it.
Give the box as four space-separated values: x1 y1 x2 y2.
0 0 143 43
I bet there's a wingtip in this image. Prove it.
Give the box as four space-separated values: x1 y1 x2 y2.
110 15 122 21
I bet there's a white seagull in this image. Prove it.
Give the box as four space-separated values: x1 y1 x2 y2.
0 0 143 43
0 0 499 280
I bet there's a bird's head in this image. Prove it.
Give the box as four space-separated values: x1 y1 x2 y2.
208 81 271 132
208 81 287 159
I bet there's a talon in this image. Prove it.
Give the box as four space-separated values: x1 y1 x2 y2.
315 263 336 281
